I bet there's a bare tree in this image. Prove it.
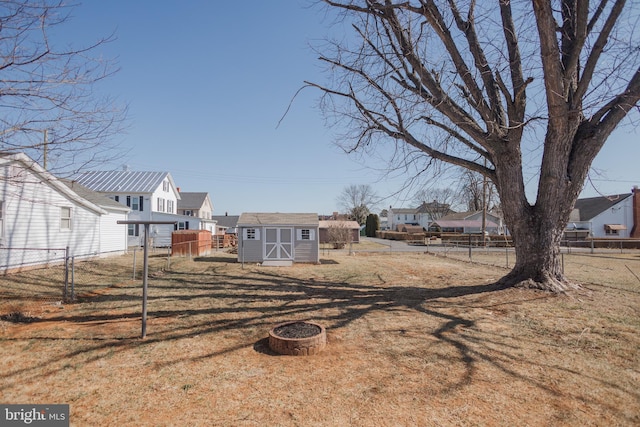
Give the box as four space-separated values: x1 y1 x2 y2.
309 1 640 292
412 187 457 220
0 1 127 175
337 184 378 224
457 170 498 213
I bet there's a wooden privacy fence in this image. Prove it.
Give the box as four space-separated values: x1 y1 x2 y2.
171 230 212 257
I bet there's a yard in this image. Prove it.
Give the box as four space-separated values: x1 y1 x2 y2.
1 250 639 426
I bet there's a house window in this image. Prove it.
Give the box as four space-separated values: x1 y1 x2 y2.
157 198 165 212
176 221 189 230
128 224 139 236
184 210 193 216
167 200 174 213
162 180 169 192
244 228 260 240
131 196 139 211
60 207 71 230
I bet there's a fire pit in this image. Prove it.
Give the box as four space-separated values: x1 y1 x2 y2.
268 320 326 356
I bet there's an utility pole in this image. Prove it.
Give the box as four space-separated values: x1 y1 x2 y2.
43 129 48 170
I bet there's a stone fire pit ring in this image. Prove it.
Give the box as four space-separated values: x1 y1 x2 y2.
268 320 326 356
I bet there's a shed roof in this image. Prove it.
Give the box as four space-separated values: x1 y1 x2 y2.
238 213 318 227
573 193 631 221
73 170 176 195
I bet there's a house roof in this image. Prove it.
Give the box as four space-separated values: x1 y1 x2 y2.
318 220 360 229
212 215 239 228
0 153 107 215
439 211 475 221
390 208 417 214
178 192 210 209
73 170 178 196
238 213 319 227
573 193 632 221
61 179 130 212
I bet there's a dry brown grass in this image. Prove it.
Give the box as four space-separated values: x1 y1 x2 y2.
1 251 639 426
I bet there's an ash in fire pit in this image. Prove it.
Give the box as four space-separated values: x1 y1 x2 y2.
273 321 321 339
268 320 326 356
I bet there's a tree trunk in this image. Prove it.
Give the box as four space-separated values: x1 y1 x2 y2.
493 147 582 293
499 213 579 292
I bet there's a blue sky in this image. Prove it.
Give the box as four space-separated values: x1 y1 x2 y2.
61 1 638 215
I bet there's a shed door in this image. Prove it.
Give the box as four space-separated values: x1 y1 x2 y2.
264 228 293 260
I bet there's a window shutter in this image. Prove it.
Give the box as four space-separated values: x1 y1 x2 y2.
296 229 302 240
185 221 189 230
310 229 316 241
114 195 119 202
126 196 131 207
139 196 144 211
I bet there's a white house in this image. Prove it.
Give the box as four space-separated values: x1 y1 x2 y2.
0 153 129 271
388 201 455 231
568 190 638 238
74 169 182 246
177 191 216 234
431 211 504 234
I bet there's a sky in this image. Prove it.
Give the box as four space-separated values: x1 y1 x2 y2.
57 1 639 216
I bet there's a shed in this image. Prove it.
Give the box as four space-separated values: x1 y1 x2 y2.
237 213 319 266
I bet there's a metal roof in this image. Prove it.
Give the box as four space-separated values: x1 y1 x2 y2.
73 170 170 193
237 213 319 226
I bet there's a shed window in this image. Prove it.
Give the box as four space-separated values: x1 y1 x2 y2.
297 229 315 241
60 207 71 230
243 228 260 240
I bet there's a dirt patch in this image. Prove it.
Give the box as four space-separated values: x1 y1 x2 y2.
0 251 639 426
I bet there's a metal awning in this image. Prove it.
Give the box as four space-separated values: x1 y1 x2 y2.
604 224 627 231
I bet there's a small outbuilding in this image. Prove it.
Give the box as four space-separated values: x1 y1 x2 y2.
319 220 361 244
237 213 319 266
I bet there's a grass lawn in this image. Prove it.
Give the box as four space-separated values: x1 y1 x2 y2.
1 250 639 426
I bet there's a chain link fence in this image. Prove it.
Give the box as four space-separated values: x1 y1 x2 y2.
0 247 175 320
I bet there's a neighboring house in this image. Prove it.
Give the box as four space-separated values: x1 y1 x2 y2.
0 153 130 271
318 220 361 244
431 211 504 234
237 213 319 265
176 191 216 235
567 189 638 238
212 214 239 235
177 192 213 219
388 201 455 231
74 168 182 246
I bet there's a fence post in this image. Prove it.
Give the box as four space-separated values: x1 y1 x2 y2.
133 249 137 280
71 256 76 301
63 247 69 301
468 234 472 260
505 246 509 268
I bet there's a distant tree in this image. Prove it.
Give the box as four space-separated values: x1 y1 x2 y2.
326 222 353 249
457 171 499 213
365 213 379 237
337 184 378 224
0 1 127 174
412 187 457 220
311 1 640 292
